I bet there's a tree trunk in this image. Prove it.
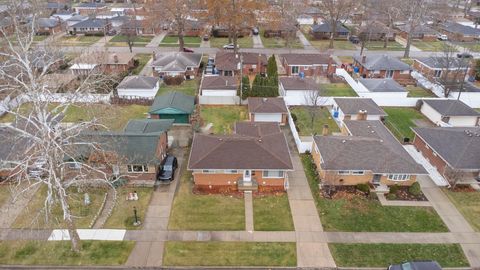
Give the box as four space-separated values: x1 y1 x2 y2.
360 40 365 55
66 216 81 252
233 28 238 54
178 20 185 52
329 22 336 49
403 32 412 58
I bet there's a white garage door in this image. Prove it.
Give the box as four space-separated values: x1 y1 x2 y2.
255 113 282 123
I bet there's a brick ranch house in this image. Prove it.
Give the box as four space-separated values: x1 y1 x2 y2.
214 52 267 77
353 54 413 85
412 57 470 83
413 127 480 184
281 54 336 77
69 52 135 75
312 120 426 188
188 122 293 193
151 52 203 80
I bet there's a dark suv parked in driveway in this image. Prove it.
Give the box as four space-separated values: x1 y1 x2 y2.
157 155 178 182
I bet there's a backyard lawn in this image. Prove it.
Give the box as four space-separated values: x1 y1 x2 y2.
383 107 429 142
13 186 107 229
108 35 153 47
200 106 248 134
253 194 294 231
301 154 448 232
33 35 48 42
0 241 134 265
321 83 358 97
365 41 404 51
401 58 414 65
209 36 253 48
103 187 153 230
156 79 198 96
412 40 455 52
168 166 245 231
308 40 356 50
0 185 12 207
131 53 151 75
58 35 102 46
406 85 436 97
159 35 201 48
290 106 340 136
329 243 468 267
444 189 480 231
337 56 353 64
163 242 296 266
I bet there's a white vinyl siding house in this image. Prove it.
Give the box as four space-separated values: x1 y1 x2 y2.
420 100 480 127
254 113 283 123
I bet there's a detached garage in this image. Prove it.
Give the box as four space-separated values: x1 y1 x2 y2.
248 97 288 125
420 99 479 127
149 91 195 124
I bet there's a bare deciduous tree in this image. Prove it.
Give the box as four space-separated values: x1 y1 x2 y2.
399 0 431 58
317 0 356 49
304 87 327 132
154 0 193 52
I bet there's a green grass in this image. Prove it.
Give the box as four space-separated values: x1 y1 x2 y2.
0 185 12 207
58 35 102 46
412 40 456 52
406 85 436 97
159 43 201 48
163 242 296 266
260 31 303 49
33 35 48 42
290 106 340 136
0 241 134 265
321 83 358 97
108 35 153 47
444 189 480 231
338 56 353 63
159 36 201 48
168 165 245 231
309 40 356 50
156 79 198 96
161 36 179 44
200 106 248 134
365 41 405 51
455 42 480 52
300 154 448 232
401 58 414 65
383 107 429 141
210 36 253 48
0 104 149 131
13 186 107 229
103 187 153 230
253 194 294 231
329 243 469 267
131 53 151 75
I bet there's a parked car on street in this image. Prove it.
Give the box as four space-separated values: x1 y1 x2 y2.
252 27 259 35
182 47 194 53
388 260 442 270
436 34 448 41
349 35 360 44
157 155 178 182
223 43 239 50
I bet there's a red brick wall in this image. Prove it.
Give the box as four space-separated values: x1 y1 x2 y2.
284 64 336 77
193 170 286 192
413 136 448 176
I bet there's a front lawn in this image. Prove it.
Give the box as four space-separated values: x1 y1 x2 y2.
33 35 48 42
163 242 296 266
412 40 455 52
168 165 245 231
455 42 480 52
0 185 12 207
290 106 340 136
329 243 468 268
406 85 436 97
159 35 201 48
308 40 356 50
58 35 102 46
444 189 480 231
156 79 198 96
103 187 153 230
253 194 294 231
108 35 153 47
301 154 448 232
0 241 134 265
131 53 151 75
260 32 303 49
383 107 429 142
321 83 358 97
200 106 248 134
365 41 405 51
209 36 253 48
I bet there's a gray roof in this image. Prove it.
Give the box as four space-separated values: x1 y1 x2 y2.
124 119 174 134
396 24 437 35
334 98 387 116
149 91 195 114
76 3 106 8
152 52 202 72
37 18 60 28
281 53 332 66
68 15 87 22
201 76 238 90
117 76 159 90
440 22 480 36
313 120 426 174
358 78 406 92
413 127 480 170
312 22 349 33
422 99 479 117
414 57 470 70
353 54 410 71
234 122 281 137
279 77 318 91
248 97 288 114
71 18 108 29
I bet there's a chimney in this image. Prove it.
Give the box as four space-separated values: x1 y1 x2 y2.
257 53 262 73
357 110 368 120
322 124 329 136
152 51 156 61
113 54 118 63
362 55 366 64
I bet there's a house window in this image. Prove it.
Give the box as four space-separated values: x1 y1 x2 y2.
387 174 411 181
224 70 233 76
401 70 410 74
263 170 284 178
433 70 442 78
338 170 350 175
127 165 149 173
385 70 394 77
351 171 365 175
202 169 214 173
291 66 299 74
186 67 192 71
224 170 238 174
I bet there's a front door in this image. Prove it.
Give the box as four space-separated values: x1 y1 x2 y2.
372 174 382 185
386 70 394 78
243 170 252 183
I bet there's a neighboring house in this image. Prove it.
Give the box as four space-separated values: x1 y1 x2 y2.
413 57 470 82
357 78 408 98
263 21 297 38
151 52 203 79
46 2 71 12
69 52 135 75
215 52 267 76
188 122 293 193
66 14 88 27
332 98 387 122
279 77 318 98
439 22 480 42
353 54 412 83
39 73 78 93
73 3 107 15
419 99 480 127
413 127 480 184
297 14 314 25
68 18 112 35
200 76 238 97
358 21 396 41
311 22 349 40
212 25 250 38
0 17 14 37
248 97 288 125
75 119 174 186
35 18 64 35
116 76 160 98
312 120 426 187
149 91 195 124
396 24 437 41
50 10 77 22
281 54 336 77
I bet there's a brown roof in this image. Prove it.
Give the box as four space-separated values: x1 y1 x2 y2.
422 99 479 117
279 77 318 91
215 52 267 71
188 122 292 170
281 54 332 66
334 98 387 116
248 97 288 114
201 76 238 90
235 122 281 137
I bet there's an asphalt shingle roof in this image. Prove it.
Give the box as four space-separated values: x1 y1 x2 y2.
71 18 108 29
334 98 387 116
149 91 195 114
358 78 406 92
423 99 479 117
279 77 318 91
312 22 349 33
117 76 159 90
152 52 202 72
281 54 332 66
353 54 410 71
201 76 238 90
440 22 480 36
215 52 267 71
414 57 470 70
248 97 287 114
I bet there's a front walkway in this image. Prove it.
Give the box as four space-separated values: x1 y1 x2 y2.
91 35 115 47
296 30 314 50
145 32 167 48
395 36 421 52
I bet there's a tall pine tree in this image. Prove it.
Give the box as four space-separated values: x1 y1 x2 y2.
267 55 278 78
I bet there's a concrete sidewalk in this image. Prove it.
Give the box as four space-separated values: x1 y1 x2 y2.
296 30 314 50
145 32 167 48
244 192 254 232
395 36 421 52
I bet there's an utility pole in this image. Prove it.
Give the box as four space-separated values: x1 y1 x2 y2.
239 53 243 105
